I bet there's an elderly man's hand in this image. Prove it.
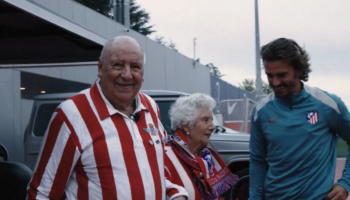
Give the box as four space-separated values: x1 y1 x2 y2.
173 196 187 200
325 184 348 200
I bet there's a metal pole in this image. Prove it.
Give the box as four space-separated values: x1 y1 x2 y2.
123 0 130 28
243 94 249 132
193 38 197 67
255 0 262 95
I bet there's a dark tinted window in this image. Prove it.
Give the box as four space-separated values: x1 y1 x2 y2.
156 101 175 135
33 103 60 136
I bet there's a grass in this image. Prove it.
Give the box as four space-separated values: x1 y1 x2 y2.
337 139 348 158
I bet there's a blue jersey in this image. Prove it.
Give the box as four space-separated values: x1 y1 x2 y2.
249 85 350 199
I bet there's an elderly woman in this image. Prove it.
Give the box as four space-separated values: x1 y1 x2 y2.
165 93 238 200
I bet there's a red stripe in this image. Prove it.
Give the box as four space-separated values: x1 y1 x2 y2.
111 114 145 199
49 135 76 199
136 111 162 200
73 94 117 199
27 109 66 199
90 80 110 120
76 158 89 200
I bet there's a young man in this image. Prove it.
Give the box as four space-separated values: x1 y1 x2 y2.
249 38 350 200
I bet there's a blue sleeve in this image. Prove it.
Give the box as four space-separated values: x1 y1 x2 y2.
331 97 350 192
249 106 267 199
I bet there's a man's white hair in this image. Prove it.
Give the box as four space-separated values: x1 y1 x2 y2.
100 36 146 65
169 93 216 131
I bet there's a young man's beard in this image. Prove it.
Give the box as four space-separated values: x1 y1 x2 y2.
273 73 299 99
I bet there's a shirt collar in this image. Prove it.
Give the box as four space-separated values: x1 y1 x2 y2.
91 79 148 120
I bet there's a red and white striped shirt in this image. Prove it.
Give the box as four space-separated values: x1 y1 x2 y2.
27 80 188 200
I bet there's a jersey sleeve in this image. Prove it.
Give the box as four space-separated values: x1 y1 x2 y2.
249 106 267 199
331 97 350 192
27 108 81 200
164 148 188 200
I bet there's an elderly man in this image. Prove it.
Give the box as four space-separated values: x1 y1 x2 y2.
27 36 188 200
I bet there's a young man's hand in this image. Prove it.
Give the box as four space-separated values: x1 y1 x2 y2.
325 184 348 200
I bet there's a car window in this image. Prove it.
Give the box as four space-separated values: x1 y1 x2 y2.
33 103 60 136
156 101 175 135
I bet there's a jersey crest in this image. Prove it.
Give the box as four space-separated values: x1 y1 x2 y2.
143 123 159 136
306 110 318 124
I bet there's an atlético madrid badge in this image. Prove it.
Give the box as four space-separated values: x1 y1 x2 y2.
143 123 159 136
306 110 318 124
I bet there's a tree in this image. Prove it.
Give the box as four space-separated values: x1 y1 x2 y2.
154 36 179 52
74 0 155 36
154 36 167 46
239 79 255 94
239 78 273 95
167 39 178 52
130 0 155 36
74 0 112 17
262 82 273 94
206 63 225 78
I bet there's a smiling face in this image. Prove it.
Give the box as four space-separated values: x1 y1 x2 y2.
98 38 144 109
185 107 215 149
264 60 302 99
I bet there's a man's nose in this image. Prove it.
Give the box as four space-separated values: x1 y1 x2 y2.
272 77 281 87
121 66 132 79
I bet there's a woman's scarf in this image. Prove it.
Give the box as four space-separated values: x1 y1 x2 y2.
168 129 239 199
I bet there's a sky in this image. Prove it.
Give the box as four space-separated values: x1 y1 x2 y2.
137 0 350 108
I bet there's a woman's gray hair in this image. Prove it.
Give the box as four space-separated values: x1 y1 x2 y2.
169 93 216 130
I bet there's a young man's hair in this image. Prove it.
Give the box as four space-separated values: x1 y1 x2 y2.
261 38 311 82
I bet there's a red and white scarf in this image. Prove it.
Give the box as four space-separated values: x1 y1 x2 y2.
168 129 239 199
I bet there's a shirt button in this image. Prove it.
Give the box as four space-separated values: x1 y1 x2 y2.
149 140 153 145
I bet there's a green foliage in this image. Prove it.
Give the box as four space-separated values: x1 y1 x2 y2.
154 36 178 52
74 0 155 36
167 39 178 52
262 81 273 94
239 78 273 95
130 0 155 36
206 63 225 78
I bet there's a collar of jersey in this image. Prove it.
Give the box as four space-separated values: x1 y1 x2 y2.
92 79 149 120
275 82 309 106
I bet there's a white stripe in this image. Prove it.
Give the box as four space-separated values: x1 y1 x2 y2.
61 99 102 200
165 147 195 200
85 90 133 199
212 155 222 171
304 85 340 114
65 152 81 200
124 117 156 199
32 112 57 173
254 93 275 122
144 111 166 199
37 122 71 196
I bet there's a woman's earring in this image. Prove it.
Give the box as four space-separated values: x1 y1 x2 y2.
186 132 190 135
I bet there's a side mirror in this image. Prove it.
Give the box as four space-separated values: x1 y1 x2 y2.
0 143 9 161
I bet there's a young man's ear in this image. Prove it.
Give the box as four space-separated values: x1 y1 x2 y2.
98 57 103 78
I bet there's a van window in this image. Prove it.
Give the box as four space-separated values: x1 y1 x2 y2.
156 101 174 135
33 103 60 136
